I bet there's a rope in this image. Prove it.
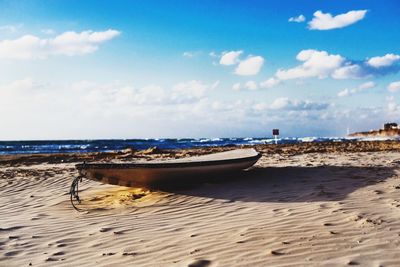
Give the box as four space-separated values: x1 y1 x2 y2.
70 175 83 211
70 162 86 211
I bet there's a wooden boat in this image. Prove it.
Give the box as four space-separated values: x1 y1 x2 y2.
75 148 261 187
70 148 261 209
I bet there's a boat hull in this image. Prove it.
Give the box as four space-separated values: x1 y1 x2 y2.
76 149 261 187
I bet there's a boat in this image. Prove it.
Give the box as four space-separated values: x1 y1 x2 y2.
70 148 261 209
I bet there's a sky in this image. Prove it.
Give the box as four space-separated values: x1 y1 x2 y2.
0 0 400 140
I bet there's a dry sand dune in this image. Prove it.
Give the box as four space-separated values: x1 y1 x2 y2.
1 147 400 266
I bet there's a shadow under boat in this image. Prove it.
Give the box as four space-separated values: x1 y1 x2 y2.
72 164 396 212
153 165 396 203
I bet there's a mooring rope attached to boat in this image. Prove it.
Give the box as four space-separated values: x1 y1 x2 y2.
70 162 87 211
70 175 83 211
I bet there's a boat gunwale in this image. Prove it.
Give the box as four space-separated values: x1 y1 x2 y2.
76 152 262 170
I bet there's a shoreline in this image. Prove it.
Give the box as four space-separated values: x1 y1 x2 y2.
1 136 400 156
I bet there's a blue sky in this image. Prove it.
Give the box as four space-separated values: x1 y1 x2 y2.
0 0 399 139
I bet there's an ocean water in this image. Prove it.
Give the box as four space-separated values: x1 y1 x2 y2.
0 136 395 155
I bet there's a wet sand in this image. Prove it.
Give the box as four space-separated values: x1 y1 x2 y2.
1 141 400 266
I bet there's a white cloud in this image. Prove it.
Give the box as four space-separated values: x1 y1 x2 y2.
367 54 400 68
171 80 219 103
331 64 364 79
218 50 265 76
252 102 268 112
272 49 400 82
232 83 241 91
0 77 35 95
183 51 201 58
308 10 367 30
219 50 243 65
260 77 280 89
388 81 400 93
276 49 345 80
232 78 279 91
337 81 375 97
209 51 218 58
235 56 264 76
129 85 167 105
0 29 120 59
0 24 23 33
183 51 193 58
337 88 350 97
270 97 328 111
70 79 219 106
359 81 375 90
41 29 55 35
231 81 260 91
289 15 306 23
0 79 314 119
244 81 258 90
270 97 291 110
387 96 400 115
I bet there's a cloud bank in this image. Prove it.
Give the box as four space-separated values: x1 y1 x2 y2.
0 77 344 139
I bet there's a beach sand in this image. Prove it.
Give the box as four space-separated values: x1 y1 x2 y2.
1 141 400 266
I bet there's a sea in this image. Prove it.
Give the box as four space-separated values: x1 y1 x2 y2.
0 136 396 155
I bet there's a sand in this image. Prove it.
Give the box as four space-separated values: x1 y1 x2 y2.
1 142 400 266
